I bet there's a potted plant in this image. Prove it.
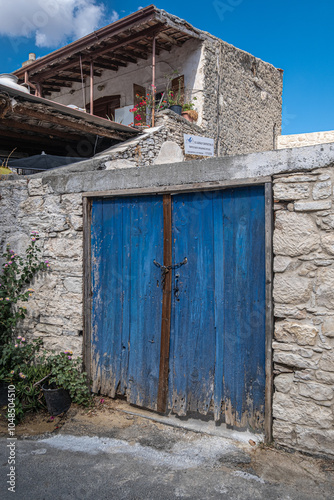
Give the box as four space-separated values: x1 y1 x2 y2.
129 85 158 127
181 97 198 123
41 350 91 416
166 82 183 115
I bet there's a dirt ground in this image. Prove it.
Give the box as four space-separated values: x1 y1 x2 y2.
1 396 334 496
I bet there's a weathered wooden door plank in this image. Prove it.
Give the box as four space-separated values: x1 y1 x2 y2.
169 191 216 416
222 186 266 429
91 196 164 409
127 196 164 409
157 195 172 413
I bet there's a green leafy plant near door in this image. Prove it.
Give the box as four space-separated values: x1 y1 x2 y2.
39 350 92 406
0 232 92 422
0 231 49 345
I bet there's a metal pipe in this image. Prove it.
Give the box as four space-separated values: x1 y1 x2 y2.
80 54 86 110
90 60 94 115
23 70 37 92
151 37 156 127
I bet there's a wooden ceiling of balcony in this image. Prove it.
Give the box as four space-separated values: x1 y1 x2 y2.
14 5 203 97
0 88 137 156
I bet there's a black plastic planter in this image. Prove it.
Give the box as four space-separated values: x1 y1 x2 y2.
0 381 9 407
169 104 182 115
42 383 71 416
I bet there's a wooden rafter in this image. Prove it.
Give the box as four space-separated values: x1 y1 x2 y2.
56 75 84 83
2 118 82 142
113 52 138 64
97 57 127 68
45 81 72 88
157 31 182 46
0 127 76 146
93 60 119 72
12 105 127 141
29 24 163 82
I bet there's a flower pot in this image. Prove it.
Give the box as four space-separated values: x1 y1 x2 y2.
181 110 198 123
42 383 71 416
0 381 9 407
169 105 182 115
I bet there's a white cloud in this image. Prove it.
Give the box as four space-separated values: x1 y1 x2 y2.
0 0 106 47
110 10 119 23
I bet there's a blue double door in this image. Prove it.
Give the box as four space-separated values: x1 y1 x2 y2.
91 186 266 430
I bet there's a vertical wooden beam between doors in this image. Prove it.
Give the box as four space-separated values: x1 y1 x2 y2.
157 194 172 413
264 182 274 442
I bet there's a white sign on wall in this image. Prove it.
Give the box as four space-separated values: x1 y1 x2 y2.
184 134 214 156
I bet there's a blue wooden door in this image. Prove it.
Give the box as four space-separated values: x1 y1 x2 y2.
91 196 164 410
168 187 266 429
90 186 266 429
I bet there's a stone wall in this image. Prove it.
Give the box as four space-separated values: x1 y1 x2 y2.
0 177 84 355
95 110 208 168
1 143 334 457
0 113 207 356
202 38 283 156
273 166 334 457
277 131 334 150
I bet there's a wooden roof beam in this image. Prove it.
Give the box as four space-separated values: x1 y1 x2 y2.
2 118 82 142
109 53 137 64
30 24 162 80
129 42 160 56
155 41 170 52
0 127 77 146
157 31 182 46
52 76 82 83
125 48 148 60
41 86 61 93
14 7 159 78
93 60 119 71
45 81 73 88
99 57 127 68
12 105 129 141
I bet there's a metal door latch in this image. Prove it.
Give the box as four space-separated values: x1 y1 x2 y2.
153 257 187 288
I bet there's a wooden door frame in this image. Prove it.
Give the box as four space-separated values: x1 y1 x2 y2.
83 178 274 441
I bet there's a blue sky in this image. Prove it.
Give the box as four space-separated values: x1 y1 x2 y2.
0 0 333 135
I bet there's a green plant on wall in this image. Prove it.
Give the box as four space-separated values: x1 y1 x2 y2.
40 350 92 406
0 231 49 345
0 149 16 176
0 336 49 421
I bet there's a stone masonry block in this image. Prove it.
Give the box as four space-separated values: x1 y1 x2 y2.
44 237 82 259
295 426 334 457
312 181 332 200
294 200 332 212
274 273 312 304
273 351 318 370
274 211 320 256
274 373 294 393
299 382 333 401
320 233 334 256
273 183 310 200
319 351 334 372
275 322 318 346
273 392 332 428
316 268 334 309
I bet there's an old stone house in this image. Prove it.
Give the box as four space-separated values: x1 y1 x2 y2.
10 5 282 161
